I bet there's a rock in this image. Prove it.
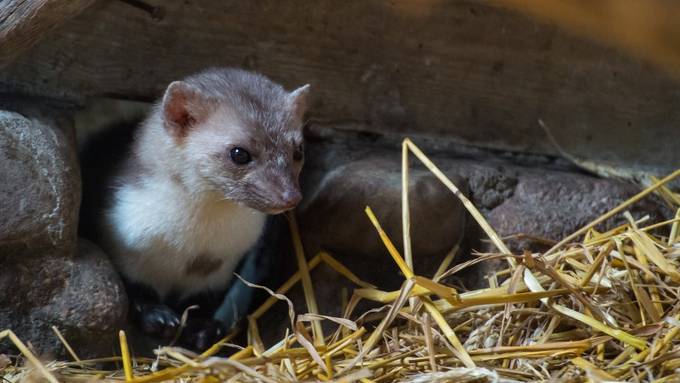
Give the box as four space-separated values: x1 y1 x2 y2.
0 109 80 258
486 169 671 253
253 132 672 344
0 106 123 357
298 156 467 290
456 163 518 212
0 239 127 358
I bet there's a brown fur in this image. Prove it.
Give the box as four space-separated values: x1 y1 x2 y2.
184 255 224 277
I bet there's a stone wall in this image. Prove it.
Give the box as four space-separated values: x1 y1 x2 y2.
263 126 673 342
0 105 126 356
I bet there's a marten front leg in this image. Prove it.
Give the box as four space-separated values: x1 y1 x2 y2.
126 280 181 339
132 301 181 338
171 290 228 351
180 318 227 351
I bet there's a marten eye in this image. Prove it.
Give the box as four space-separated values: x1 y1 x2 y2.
230 147 252 165
293 143 304 161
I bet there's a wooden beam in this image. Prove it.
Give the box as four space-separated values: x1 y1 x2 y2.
0 0 96 68
492 0 680 77
2 0 679 173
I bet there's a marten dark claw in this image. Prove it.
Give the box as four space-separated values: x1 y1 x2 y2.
135 302 181 339
180 318 227 351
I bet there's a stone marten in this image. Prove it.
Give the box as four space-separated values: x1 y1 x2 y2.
80 68 309 350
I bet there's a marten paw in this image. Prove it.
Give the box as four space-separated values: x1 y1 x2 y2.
180 318 227 351
134 302 181 339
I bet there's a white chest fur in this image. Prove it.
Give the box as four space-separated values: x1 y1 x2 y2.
104 176 267 299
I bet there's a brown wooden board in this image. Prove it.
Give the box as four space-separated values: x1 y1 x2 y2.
0 0 96 68
1 0 678 172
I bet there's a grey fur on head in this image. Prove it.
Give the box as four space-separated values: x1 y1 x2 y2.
139 67 310 214
162 68 309 138
182 68 306 132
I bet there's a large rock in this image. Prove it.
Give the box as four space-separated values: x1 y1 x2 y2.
455 163 519 212
292 129 671 292
0 106 126 357
0 240 127 357
0 109 80 257
298 156 467 289
486 169 670 253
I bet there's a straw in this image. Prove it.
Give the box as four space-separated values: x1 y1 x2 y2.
0 330 59 383
119 330 134 381
3 141 680 383
287 212 325 347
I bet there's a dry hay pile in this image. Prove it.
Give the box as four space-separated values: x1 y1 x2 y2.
2 139 680 382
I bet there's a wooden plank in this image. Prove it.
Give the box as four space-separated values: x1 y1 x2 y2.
493 0 680 77
1 0 679 171
0 0 96 68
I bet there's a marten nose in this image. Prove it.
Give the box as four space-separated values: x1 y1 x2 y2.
279 189 302 210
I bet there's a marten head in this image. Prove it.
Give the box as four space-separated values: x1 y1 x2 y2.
158 68 309 214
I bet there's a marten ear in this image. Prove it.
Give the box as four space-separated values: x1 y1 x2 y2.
162 81 203 138
287 84 310 122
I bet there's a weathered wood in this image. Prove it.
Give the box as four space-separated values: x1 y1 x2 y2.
1 0 679 172
0 0 96 68
493 0 680 77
